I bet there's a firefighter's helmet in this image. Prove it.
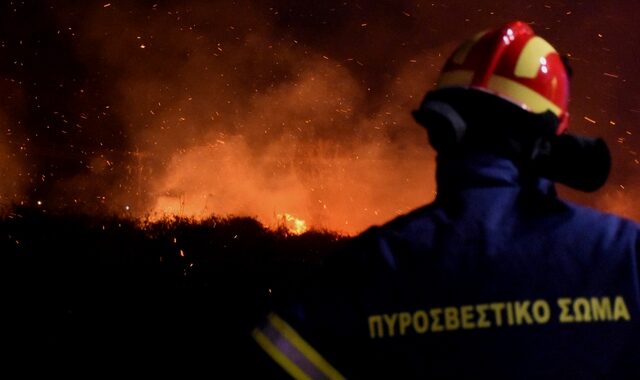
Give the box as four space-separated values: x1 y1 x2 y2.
434 20 570 134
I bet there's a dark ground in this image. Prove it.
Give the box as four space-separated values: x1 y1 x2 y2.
0 206 348 375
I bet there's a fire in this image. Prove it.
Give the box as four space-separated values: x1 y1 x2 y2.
277 213 308 235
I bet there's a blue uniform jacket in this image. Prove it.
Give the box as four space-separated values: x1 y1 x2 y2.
253 153 640 379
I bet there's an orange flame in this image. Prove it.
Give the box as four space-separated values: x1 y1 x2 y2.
277 212 308 235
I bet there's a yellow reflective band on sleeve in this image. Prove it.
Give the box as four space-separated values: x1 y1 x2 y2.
487 74 562 116
252 328 312 380
268 313 346 380
252 313 346 380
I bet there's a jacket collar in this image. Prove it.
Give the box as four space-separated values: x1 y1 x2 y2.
435 151 556 196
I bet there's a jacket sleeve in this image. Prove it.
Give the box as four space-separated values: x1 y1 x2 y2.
249 229 383 379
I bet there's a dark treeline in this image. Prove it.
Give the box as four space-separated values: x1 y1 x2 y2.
1 206 348 374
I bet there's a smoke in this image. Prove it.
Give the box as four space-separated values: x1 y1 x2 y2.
40 1 438 234
0 1 638 234
0 75 29 212
133 37 438 234
0 110 27 209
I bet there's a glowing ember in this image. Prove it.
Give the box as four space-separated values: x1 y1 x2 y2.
277 213 308 235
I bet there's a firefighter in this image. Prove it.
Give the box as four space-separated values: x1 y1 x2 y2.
249 20 640 379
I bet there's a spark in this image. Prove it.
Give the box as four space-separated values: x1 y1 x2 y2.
583 116 596 124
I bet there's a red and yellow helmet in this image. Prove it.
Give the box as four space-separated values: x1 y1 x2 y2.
435 20 570 134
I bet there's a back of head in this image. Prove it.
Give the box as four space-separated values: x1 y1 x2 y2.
412 20 610 192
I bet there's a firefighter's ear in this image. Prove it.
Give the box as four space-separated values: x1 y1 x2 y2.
412 100 467 152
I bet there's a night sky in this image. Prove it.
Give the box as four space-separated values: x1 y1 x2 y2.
0 0 638 234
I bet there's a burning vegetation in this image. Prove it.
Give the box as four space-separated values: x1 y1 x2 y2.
0 1 443 236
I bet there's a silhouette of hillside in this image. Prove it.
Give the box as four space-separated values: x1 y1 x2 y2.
1 205 349 374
